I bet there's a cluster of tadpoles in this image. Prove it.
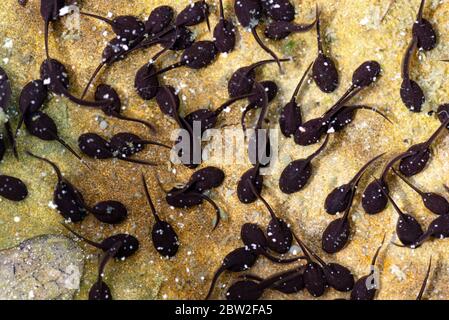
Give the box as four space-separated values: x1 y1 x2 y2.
5 0 447 300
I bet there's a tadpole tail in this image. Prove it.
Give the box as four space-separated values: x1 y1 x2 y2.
203 1 211 32
402 37 418 81
291 14 319 34
373 176 405 218
241 103 256 134
112 112 157 133
191 192 221 230
218 0 225 20
118 156 158 166
315 5 323 55
291 62 313 102
391 168 424 197
97 240 123 280
61 223 104 250
26 150 63 181
349 105 394 124
349 153 385 187
258 268 302 290
44 21 50 60
416 0 426 22
381 151 410 181
424 117 449 148
324 86 356 118
417 256 432 300
255 83 269 130
81 62 106 99
251 27 283 74
145 61 184 79
204 266 225 300
292 230 325 265
306 133 329 162
55 136 86 165
138 139 171 149
15 113 26 139
370 233 386 270
80 11 114 26
238 274 263 282
215 93 255 116
141 173 161 222
4 122 18 159
246 58 291 76
58 85 108 108
261 251 306 264
248 181 277 221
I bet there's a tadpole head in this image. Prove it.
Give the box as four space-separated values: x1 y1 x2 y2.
181 41 218 69
89 281 112 300
241 223 268 252
237 167 263 204
226 280 263 300
189 166 225 193
321 217 350 254
110 16 145 42
422 193 449 215
24 111 58 141
135 63 160 100
279 159 312 194
324 263 354 292
95 84 121 116
91 201 128 225
294 118 327 146
19 80 48 115
101 234 140 259
228 66 256 98
0 175 28 202
324 184 353 215
40 58 70 94
400 79 425 112
152 220 179 258
159 27 195 51
362 180 389 215
350 275 377 300
110 132 145 158
352 60 381 88
303 262 327 297
413 18 437 52
396 214 424 246
145 5 174 35
313 54 339 93
234 0 262 28
166 187 203 208
266 217 293 254
213 19 236 53
280 100 302 138
54 180 88 222
176 0 210 27
78 133 114 159
156 85 180 118
398 144 430 177
261 0 295 22
40 0 65 21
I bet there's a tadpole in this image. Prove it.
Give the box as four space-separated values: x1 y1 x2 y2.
27 151 88 222
63 223 139 259
279 62 312 137
279 134 329 194
312 7 338 93
325 153 384 215
412 0 437 52
0 175 28 202
40 0 66 58
16 79 48 136
393 168 449 215
400 37 425 112
24 111 84 162
142 173 179 258
237 164 263 204
213 0 236 53
248 182 293 254
376 177 424 246
350 236 385 300
94 84 156 132
234 0 283 72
